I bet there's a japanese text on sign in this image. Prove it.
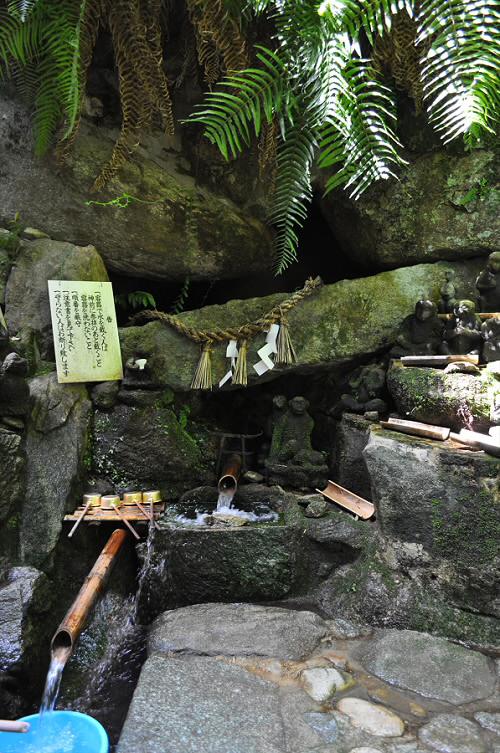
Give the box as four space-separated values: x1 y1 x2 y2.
48 280 123 383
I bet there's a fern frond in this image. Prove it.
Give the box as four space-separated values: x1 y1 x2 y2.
187 0 248 83
7 0 41 22
270 123 316 274
187 46 286 159
0 7 43 76
320 60 406 199
417 0 500 143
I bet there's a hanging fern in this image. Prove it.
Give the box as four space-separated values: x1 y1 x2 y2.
190 0 498 273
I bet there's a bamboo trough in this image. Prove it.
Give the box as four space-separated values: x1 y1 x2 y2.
316 480 375 520
399 354 480 367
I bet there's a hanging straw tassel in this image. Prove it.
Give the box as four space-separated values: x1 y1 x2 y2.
191 341 213 390
232 339 248 386
276 315 297 365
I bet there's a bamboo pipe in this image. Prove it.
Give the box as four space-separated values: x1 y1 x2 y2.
217 453 242 495
0 721 29 733
51 529 128 659
380 417 450 441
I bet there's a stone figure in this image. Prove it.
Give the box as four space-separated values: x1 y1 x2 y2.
440 300 482 355
438 271 457 314
476 252 500 313
331 363 387 416
266 396 328 491
391 300 444 357
481 317 500 363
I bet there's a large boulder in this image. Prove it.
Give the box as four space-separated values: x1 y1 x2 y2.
0 91 273 282
0 567 51 716
91 400 211 497
20 374 91 569
120 258 483 392
387 361 499 432
5 237 108 359
320 149 499 271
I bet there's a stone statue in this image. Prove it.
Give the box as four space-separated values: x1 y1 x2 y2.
391 300 444 357
440 300 482 355
266 396 328 491
438 272 457 314
481 317 500 363
331 363 387 416
476 252 500 313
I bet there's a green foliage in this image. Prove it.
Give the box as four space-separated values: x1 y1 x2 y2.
190 0 499 272
0 0 87 155
169 277 190 314
115 290 157 311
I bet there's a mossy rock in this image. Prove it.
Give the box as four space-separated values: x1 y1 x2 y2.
387 362 499 431
120 257 483 392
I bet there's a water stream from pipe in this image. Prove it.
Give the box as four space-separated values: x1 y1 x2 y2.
39 646 71 718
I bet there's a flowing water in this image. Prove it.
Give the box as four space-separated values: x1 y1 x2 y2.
40 647 71 717
216 490 235 510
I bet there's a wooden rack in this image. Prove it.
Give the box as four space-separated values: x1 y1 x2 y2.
64 501 165 524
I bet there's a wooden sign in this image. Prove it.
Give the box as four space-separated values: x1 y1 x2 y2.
48 280 123 383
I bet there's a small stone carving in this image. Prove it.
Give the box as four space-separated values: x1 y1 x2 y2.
440 300 482 355
391 300 444 357
476 252 500 313
331 363 387 416
266 396 328 491
438 271 457 314
481 317 500 363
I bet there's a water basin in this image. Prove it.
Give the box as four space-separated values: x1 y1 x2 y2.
0 711 108 753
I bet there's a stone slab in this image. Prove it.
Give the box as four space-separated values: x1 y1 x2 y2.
117 655 284 753
359 630 496 704
418 714 486 753
149 603 328 661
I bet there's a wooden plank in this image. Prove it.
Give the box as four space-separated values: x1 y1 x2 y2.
438 313 500 320
380 417 450 441
400 355 480 367
316 480 375 520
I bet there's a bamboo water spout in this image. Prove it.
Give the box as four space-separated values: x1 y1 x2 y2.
51 529 128 661
217 453 242 496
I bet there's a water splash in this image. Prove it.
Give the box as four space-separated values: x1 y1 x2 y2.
24 722 76 753
217 491 235 511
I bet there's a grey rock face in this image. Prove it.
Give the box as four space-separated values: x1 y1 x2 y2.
0 93 272 283
320 149 499 271
0 428 24 524
90 381 120 411
418 714 486 753
359 630 496 704
117 655 285 753
0 567 48 671
149 603 328 660
5 238 108 358
92 402 207 494
331 413 372 499
363 428 500 603
119 258 482 392
20 374 91 568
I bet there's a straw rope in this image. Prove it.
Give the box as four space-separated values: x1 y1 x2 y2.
129 276 322 343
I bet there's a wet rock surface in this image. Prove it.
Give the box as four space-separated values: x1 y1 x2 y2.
20 374 91 568
358 630 496 704
119 605 500 753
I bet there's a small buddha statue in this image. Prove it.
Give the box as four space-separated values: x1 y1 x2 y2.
391 299 444 357
481 317 500 363
440 300 482 355
438 271 457 314
266 396 328 490
476 252 500 313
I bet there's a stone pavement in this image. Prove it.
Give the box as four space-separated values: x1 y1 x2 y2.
117 604 500 753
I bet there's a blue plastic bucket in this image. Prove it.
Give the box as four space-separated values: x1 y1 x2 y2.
0 711 108 753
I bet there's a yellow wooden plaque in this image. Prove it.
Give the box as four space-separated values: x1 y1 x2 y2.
48 280 123 383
